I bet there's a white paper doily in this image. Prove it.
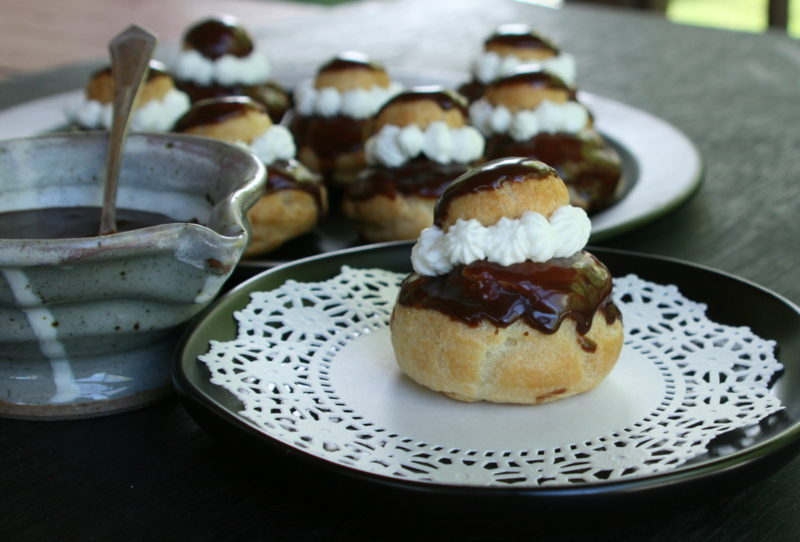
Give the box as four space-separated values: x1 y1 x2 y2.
200 267 783 487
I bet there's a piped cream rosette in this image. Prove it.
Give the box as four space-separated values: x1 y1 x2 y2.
172 48 271 87
469 94 589 141
293 78 404 120
72 89 191 132
473 50 576 87
239 125 295 165
411 204 591 276
365 122 485 167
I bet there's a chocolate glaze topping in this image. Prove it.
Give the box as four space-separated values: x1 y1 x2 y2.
484 132 622 214
174 96 267 132
175 81 289 123
486 24 559 54
490 67 574 99
319 51 384 74
92 60 170 83
397 251 620 335
433 157 556 227
347 159 471 202
376 86 469 123
266 160 326 220
288 113 367 181
184 16 253 59
0 207 179 240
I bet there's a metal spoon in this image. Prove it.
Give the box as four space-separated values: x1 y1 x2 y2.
99 25 159 236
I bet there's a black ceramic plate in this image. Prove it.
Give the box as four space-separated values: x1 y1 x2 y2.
174 244 800 530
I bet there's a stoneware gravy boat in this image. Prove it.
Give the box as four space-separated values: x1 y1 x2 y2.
0 131 265 420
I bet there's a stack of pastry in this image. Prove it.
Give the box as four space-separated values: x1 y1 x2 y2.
458 24 576 103
174 97 327 257
469 66 622 213
391 157 623 404
71 60 190 132
171 15 290 123
342 86 485 242
288 51 404 187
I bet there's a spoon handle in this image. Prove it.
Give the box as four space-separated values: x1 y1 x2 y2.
99 25 158 236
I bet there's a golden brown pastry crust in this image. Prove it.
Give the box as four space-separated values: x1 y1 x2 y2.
179 109 272 144
391 304 623 404
438 169 569 230
297 146 365 187
86 71 174 107
485 42 557 62
315 68 390 92
374 100 466 132
342 193 435 242
244 186 326 257
485 83 569 113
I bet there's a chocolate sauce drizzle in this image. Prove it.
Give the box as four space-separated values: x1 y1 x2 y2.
489 67 575 100
375 86 469 124
183 16 253 59
397 252 620 335
347 159 472 202
433 157 556 227
173 96 267 132
484 132 622 214
485 24 560 54
266 160 326 220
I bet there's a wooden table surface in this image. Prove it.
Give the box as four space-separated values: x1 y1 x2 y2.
2 0 800 540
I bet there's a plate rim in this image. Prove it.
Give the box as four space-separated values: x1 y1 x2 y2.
173 242 800 501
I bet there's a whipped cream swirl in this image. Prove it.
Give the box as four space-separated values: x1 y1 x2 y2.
172 49 271 86
469 99 589 140
71 88 191 132
472 51 576 87
293 79 404 119
411 206 591 276
234 125 296 166
365 122 484 167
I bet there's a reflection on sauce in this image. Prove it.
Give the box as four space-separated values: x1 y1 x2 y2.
0 207 179 239
433 157 555 227
397 251 620 335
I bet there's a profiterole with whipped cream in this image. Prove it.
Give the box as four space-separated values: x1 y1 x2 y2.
289 51 404 187
390 157 623 404
342 86 485 242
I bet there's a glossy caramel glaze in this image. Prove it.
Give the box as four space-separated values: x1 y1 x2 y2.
174 82 290 124
267 159 326 220
183 16 253 59
433 157 555 227
397 251 620 335
347 159 472 202
0 207 180 239
486 24 560 54
173 96 266 132
484 131 622 214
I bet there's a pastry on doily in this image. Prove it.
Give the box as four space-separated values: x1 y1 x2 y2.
174 96 327 257
288 51 403 187
458 24 576 103
391 157 623 404
171 15 290 123
342 86 485 242
469 65 622 213
70 60 191 132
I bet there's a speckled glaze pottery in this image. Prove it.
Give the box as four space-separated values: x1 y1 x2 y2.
0 132 265 420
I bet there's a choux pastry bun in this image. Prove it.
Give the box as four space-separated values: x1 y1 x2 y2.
391 157 623 404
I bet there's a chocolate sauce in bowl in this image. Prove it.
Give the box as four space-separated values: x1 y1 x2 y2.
347 159 472 202
397 252 619 335
0 207 178 240
183 16 253 59
486 24 560 54
433 157 556 227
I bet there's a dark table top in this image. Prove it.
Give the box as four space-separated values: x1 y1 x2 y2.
3 0 800 540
